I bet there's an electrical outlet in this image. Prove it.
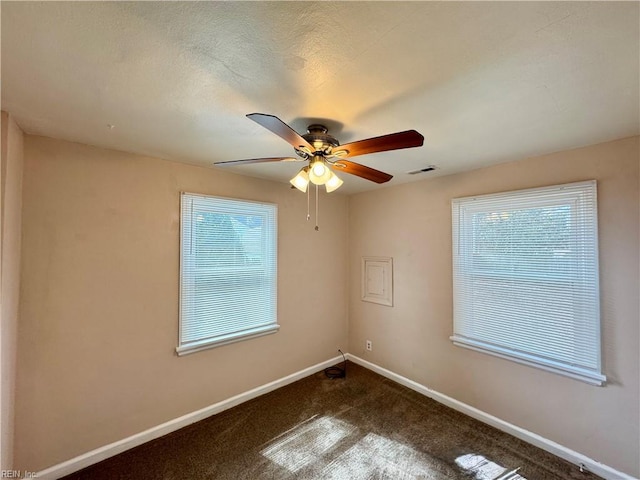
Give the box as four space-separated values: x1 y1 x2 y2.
366 340 372 351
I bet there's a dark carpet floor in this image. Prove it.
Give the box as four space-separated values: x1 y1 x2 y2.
62 361 601 479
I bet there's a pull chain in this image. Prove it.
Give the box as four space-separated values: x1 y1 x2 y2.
315 184 319 231
306 183 311 221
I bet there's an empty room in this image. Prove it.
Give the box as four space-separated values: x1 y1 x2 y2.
1 2 638 479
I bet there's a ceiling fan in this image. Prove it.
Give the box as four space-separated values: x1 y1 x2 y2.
214 113 424 193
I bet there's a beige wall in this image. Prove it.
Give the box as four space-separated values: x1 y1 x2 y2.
348 136 640 476
0 112 24 471
12 132 639 475
15 135 349 471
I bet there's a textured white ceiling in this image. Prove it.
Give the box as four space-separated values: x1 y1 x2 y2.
2 2 638 194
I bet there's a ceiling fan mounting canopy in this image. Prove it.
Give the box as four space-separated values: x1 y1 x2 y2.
214 113 425 185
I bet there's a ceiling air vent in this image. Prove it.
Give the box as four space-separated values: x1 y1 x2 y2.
407 165 437 175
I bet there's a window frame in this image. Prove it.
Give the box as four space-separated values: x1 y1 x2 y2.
451 180 605 385
177 192 279 356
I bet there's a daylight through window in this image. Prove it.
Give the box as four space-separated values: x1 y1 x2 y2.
178 193 278 355
451 181 604 385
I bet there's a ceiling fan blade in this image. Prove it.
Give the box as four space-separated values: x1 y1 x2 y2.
334 130 424 158
331 160 393 184
247 113 314 152
214 157 299 167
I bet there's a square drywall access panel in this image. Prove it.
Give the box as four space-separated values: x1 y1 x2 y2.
361 257 393 306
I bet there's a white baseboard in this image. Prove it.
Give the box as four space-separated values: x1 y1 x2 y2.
346 354 637 480
36 355 343 480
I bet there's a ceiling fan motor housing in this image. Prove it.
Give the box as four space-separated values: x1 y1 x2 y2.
301 124 340 155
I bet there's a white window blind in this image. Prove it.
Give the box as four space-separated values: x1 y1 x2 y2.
178 193 278 355
451 180 605 385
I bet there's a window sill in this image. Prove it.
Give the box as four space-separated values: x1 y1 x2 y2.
177 324 280 356
450 335 606 386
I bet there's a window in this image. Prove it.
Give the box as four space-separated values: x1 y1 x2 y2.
178 192 278 355
451 181 605 385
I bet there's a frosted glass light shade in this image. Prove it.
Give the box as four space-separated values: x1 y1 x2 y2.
308 158 332 185
290 168 309 192
325 171 344 192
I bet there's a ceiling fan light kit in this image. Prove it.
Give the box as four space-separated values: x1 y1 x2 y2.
215 113 425 228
